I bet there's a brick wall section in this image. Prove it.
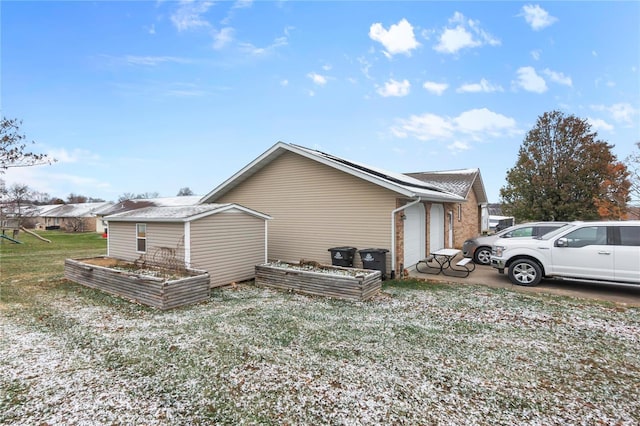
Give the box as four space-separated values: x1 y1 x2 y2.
450 189 481 248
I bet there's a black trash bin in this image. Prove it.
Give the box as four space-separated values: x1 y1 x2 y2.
358 248 389 279
328 247 358 267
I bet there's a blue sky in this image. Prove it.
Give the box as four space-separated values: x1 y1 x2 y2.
2 1 639 203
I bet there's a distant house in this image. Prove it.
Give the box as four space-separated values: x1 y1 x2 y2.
96 196 203 234
105 204 271 288
37 202 113 232
200 142 488 278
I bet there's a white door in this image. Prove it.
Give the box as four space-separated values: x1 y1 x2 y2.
430 204 444 252
550 225 613 280
404 203 425 267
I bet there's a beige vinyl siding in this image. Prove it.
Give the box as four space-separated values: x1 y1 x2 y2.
108 222 186 263
216 151 399 270
190 211 266 287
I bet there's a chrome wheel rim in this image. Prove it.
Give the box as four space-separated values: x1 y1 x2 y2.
476 249 491 265
513 263 537 284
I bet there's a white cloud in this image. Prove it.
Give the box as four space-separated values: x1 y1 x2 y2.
391 108 519 143
391 113 454 140
171 0 214 32
280 79 289 87
307 72 328 86
369 18 420 57
531 49 541 60
46 148 100 164
124 56 191 66
456 78 503 93
377 79 411 97
590 103 639 128
520 4 557 31
422 81 449 96
513 66 547 93
543 68 572 86
239 35 288 56
609 103 638 124
587 117 614 132
434 12 500 54
448 140 471 153
212 27 234 50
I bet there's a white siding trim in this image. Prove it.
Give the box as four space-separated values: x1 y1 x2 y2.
264 221 268 263
184 221 191 267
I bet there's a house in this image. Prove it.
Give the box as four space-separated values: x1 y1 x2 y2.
104 204 271 288
36 202 113 232
96 196 203 234
200 142 488 279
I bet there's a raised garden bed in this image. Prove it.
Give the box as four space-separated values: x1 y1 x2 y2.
255 261 381 301
64 257 210 310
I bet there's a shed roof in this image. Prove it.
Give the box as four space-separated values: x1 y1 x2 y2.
105 203 271 223
97 196 203 217
201 142 465 204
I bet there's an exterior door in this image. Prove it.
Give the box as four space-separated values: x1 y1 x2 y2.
429 204 444 252
404 203 425 267
550 225 614 280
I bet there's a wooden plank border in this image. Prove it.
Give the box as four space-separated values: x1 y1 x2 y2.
255 262 381 301
64 257 210 310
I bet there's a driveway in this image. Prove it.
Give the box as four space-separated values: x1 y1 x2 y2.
409 264 640 307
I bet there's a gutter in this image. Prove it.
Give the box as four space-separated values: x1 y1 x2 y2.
390 198 422 279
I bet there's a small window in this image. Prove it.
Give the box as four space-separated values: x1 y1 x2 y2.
136 224 147 252
505 227 534 238
619 226 640 246
457 204 462 221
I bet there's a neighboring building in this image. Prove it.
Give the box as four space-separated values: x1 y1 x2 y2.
37 202 113 232
97 196 202 234
200 142 488 279
105 204 271 288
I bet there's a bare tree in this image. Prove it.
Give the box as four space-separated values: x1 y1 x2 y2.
0 183 38 230
1 117 55 172
177 187 194 196
626 141 640 205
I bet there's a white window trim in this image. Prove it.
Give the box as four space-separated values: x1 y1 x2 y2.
136 223 147 253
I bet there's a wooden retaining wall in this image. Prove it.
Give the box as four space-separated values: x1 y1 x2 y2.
64 258 210 310
255 263 381 301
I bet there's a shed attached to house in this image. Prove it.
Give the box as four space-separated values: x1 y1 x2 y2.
105 204 271 288
200 142 488 279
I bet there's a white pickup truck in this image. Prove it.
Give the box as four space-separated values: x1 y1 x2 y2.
491 221 640 286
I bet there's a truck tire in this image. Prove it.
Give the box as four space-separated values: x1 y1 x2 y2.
473 247 492 265
508 259 542 286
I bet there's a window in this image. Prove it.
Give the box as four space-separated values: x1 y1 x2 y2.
619 226 640 246
136 224 147 252
457 204 462 221
505 227 534 238
562 226 607 248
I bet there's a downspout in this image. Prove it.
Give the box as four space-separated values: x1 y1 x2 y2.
184 221 191 268
390 197 421 279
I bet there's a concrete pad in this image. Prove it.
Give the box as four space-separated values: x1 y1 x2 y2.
408 264 640 308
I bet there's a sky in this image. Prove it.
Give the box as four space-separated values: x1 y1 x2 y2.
2 1 639 203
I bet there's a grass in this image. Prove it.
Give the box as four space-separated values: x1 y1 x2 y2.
1 231 640 425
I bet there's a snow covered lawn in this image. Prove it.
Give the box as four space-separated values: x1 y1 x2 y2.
2 278 639 425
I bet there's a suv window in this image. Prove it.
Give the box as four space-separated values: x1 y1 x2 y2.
619 226 640 246
504 227 533 238
561 226 608 248
537 226 561 236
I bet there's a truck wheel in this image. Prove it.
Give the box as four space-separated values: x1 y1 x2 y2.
473 247 492 265
508 259 542 286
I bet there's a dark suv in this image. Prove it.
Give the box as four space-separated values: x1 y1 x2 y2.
462 222 568 265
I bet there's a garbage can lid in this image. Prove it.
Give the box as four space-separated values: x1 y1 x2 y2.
328 246 358 251
358 248 389 253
